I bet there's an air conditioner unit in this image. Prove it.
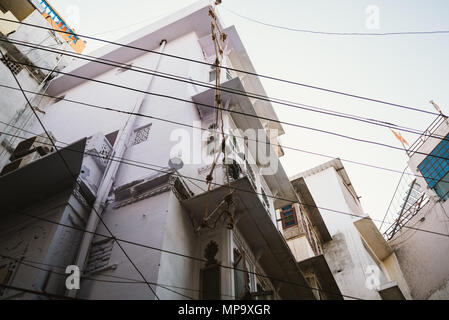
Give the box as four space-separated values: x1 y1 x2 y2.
9 132 55 161
0 132 56 176
0 148 46 176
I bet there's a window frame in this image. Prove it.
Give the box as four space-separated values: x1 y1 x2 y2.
418 134 449 199
280 205 298 229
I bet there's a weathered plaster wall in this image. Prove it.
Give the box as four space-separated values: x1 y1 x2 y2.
390 199 449 299
304 167 388 300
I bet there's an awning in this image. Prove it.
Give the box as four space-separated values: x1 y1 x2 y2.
181 176 315 299
0 138 86 211
354 217 393 261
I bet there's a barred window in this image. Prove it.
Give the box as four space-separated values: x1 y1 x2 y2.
418 133 449 200
132 124 152 146
0 54 22 75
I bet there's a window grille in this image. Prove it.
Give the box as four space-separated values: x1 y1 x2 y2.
132 124 151 145
0 54 22 75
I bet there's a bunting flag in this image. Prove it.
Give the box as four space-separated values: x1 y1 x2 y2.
390 129 409 148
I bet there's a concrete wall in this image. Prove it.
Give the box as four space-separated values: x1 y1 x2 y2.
389 198 449 299
0 190 89 299
12 19 283 300
304 166 389 300
79 191 170 299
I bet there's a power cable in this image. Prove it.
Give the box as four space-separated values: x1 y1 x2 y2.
5 57 449 163
0 50 160 300
221 6 449 36
2 36 444 143
0 283 78 300
10 204 359 300
1 129 447 240
0 83 445 185
0 17 439 117
0 254 194 300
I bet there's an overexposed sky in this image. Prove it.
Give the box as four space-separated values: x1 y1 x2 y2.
51 0 449 226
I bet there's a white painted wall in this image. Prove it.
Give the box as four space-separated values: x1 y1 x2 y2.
389 198 449 299
304 166 389 300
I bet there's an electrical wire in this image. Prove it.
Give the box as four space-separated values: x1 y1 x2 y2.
2 36 445 144
0 129 447 240
7 203 358 300
0 17 440 117
5 56 449 164
0 253 239 299
221 6 449 37
0 254 194 300
0 50 160 300
1 84 448 188
0 283 78 300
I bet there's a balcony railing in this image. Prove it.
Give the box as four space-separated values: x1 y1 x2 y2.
383 192 429 240
407 114 447 157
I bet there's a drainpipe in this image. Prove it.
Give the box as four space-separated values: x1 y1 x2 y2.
69 39 167 297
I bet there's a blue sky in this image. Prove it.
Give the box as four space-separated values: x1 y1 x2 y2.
51 0 449 227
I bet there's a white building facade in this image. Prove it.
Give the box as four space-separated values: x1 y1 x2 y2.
0 1 314 300
283 159 412 300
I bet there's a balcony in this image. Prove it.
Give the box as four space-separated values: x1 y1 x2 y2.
180 176 315 299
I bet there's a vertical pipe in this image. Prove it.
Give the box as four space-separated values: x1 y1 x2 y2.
69 39 167 297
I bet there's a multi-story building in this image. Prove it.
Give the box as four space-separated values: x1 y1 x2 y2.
0 1 315 300
282 158 412 300
0 0 82 168
383 113 449 299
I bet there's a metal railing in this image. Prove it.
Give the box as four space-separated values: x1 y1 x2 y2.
383 192 429 240
407 114 447 157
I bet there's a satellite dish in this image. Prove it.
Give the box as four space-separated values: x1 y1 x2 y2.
168 157 184 170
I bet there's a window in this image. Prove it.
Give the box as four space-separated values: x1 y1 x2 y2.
132 124 151 146
0 53 22 75
418 133 449 200
209 67 217 82
280 205 298 229
233 249 250 299
225 68 232 80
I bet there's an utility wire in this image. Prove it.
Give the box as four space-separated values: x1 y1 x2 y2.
221 6 449 36
0 17 439 117
3 36 446 144
0 253 239 299
1 91 449 190
1 129 447 240
0 254 194 300
4 57 449 163
10 204 358 300
0 50 160 300
0 283 79 300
